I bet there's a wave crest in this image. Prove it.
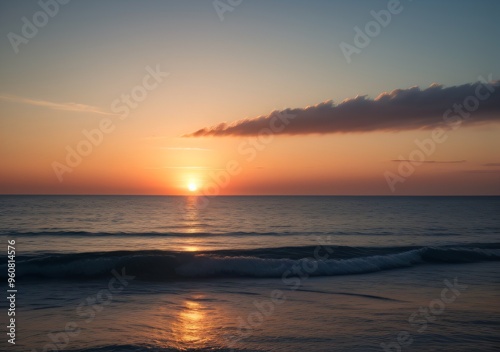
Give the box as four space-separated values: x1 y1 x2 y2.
3 245 500 281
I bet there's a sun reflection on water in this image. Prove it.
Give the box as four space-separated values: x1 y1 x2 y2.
182 196 203 235
170 296 217 349
179 196 207 252
127 293 237 350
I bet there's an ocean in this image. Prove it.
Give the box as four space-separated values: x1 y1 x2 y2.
1 195 499 351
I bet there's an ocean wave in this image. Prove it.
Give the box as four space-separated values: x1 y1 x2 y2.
0 229 467 238
0 230 319 238
3 244 500 281
58 344 250 352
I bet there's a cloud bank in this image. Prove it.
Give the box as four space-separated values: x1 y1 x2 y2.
185 80 500 137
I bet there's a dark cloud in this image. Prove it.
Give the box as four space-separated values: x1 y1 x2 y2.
392 160 466 164
483 163 500 167
463 170 500 174
185 81 500 137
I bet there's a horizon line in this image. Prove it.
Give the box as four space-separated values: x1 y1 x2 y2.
0 194 498 197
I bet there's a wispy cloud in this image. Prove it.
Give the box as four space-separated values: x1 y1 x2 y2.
391 160 466 164
0 94 116 116
462 169 500 174
145 166 225 170
142 136 170 141
159 147 212 151
483 163 500 167
185 81 500 137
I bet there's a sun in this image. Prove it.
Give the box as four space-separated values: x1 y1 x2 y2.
187 182 198 192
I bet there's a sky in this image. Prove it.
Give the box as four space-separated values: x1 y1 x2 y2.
0 0 499 195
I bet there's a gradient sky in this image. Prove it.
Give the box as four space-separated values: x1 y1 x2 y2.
1 0 499 195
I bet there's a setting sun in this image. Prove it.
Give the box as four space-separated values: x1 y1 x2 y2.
187 182 198 192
